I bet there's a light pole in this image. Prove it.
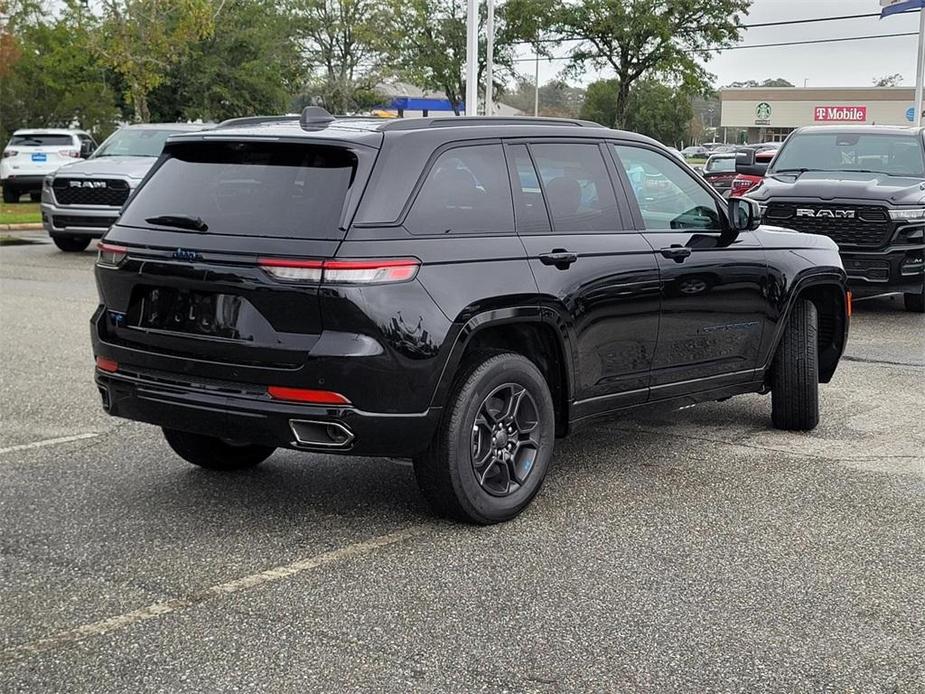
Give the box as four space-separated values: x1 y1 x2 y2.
485 0 495 116
465 0 478 116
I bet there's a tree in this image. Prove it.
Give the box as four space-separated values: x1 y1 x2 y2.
0 2 118 143
94 0 216 122
147 0 302 122
580 78 693 145
391 0 532 115
547 0 750 128
873 73 903 87
292 0 391 114
503 77 585 117
725 78 794 88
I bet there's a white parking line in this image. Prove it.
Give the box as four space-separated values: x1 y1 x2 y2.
0 526 424 662
0 433 99 457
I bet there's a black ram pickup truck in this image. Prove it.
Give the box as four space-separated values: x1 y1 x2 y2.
742 125 925 312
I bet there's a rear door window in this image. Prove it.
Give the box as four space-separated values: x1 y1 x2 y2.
507 144 550 233
528 143 620 232
404 144 514 235
119 141 358 239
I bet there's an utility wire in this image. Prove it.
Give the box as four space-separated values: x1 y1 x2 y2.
510 31 919 63
742 12 881 28
515 11 916 46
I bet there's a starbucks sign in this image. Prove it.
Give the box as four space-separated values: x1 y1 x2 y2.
755 102 772 125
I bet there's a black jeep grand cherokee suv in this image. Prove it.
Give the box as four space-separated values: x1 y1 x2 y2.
92 108 849 524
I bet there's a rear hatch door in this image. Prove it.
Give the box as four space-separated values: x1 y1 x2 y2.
6 132 78 175
97 137 375 379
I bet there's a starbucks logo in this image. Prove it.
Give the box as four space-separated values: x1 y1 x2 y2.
756 102 772 120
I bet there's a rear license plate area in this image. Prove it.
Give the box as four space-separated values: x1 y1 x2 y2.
135 287 246 339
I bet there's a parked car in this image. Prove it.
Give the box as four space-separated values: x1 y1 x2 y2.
680 145 708 159
701 153 738 197
744 125 925 312
91 108 849 524
40 123 211 252
2 129 96 203
730 149 777 196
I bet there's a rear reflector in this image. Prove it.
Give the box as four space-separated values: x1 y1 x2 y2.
258 257 419 284
95 356 118 373
97 242 128 267
267 386 351 405
846 291 853 318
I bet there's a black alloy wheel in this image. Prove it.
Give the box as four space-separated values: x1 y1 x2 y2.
470 383 541 497
414 352 555 524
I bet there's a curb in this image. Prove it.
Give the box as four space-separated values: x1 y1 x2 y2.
0 223 43 232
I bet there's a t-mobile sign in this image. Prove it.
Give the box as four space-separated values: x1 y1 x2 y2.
813 105 868 122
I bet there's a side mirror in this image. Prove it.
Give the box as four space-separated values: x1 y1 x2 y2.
693 165 704 175
728 196 761 232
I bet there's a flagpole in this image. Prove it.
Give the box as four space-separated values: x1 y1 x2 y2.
915 5 925 125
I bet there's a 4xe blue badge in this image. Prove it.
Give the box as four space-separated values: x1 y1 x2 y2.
173 248 201 262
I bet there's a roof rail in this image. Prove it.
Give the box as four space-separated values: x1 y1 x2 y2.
214 115 299 129
379 116 602 131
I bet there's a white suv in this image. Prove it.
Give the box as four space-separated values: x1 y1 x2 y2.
2 129 97 203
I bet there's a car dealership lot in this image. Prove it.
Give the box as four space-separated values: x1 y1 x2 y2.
1 239 922 692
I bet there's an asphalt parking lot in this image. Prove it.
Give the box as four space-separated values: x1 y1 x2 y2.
1 236 923 693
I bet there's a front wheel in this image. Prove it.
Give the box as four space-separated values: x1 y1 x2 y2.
2 186 18 203
52 236 91 252
771 299 819 431
162 429 275 470
413 352 555 524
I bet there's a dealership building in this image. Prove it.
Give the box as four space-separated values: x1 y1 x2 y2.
719 87 919 143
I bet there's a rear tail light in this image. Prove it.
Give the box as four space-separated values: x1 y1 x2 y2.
731 176 757 195
258 257 420 284
95 356 118 373
62 149 80 158
267 386 351 405
2 149 17 158
258 258 323 282
97 242 128 267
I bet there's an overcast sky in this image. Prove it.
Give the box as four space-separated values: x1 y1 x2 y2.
515 0 922 89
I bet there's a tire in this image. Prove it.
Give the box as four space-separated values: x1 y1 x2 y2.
162 428 275 471
771 299 819 431
52 236 91 252
903 284 924 313
413 352 555 524
2 186 18 203
30 192 41 202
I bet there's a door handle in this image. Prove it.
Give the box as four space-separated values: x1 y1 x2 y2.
659 245 692 262
539 250 578 270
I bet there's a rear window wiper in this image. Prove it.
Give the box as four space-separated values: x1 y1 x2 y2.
145 214 208 232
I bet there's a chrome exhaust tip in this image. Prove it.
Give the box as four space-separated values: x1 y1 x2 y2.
289 419 355 449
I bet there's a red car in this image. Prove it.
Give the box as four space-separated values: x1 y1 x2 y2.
731 150 776 196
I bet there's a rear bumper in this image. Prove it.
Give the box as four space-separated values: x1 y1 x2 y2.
95 369 441 458
41 200 118 238
841 245 924 296
2 174 45 191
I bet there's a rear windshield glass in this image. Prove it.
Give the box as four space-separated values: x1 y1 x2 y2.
92 129 177 158
770 132 925 177
705 157 735 173
9 134 74 147
120 141 356 239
